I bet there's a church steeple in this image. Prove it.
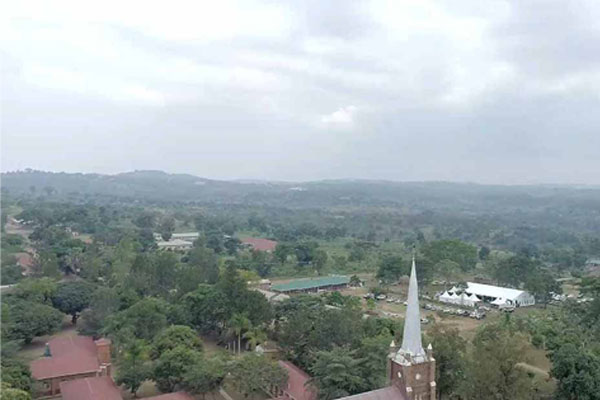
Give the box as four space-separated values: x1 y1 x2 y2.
388 255 436 400
400 255 425 357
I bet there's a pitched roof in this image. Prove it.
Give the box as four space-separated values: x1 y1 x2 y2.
278 361 316 400
465 282 527 300
60 376 122 400
241 237 278 252
145 392 195 400
336 385 406 400
30 336 100 380
271 276 349 292
400 257 424 356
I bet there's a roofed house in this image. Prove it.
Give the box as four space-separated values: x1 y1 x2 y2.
60 376 121 400
60 375 194 400
30 336 112 397
271 361 316 400
145 392 196 400
271 276 350 294
157 238 193 251
241 237 278 252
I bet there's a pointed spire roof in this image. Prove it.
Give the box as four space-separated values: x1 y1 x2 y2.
400 255 425 356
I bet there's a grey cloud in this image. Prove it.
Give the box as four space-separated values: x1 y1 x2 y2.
1 0 599 184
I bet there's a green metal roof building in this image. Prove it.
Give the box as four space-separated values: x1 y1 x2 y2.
271 276 350 293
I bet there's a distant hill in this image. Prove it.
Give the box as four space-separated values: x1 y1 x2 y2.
2 169 600 215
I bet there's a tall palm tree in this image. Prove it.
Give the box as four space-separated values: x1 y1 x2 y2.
228 313 250 354
243 326 267 350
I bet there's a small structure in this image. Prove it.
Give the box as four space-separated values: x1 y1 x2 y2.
157 239 193 251
253 288 291 303
30 336 112 397
271 276 350 294
154 232 200 242
241 237 278 252
465 282 535 307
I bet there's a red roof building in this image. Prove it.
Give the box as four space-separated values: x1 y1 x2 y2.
60 376 122 400
30 336 112 397
275 361 316 400
14 252 33 268
146 392 196 400
241 237 278 252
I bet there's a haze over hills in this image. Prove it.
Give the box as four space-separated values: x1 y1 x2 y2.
3 169 600 205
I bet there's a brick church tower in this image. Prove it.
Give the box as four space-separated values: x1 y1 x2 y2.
388 257 436 400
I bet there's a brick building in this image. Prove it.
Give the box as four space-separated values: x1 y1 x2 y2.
30 336 112 397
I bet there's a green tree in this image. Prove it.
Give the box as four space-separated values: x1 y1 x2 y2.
14 278 57 305
243 326 267 350
229 313 250 354
525 269 560 308
357 334 392 391
434 259 461 286
1 359 32 393
550 343 600 400
376 255 405 284
422 239 478 271
78 286 121 336
153 345 202 393
460 323 533 400
229 353 288 398
187 246 220 284
115 339 152 397
183 355 228 398
183 285 230 334
274 243 292 264
426 324 466 399
32 251 60 279
6 301 64 344
51 281 94 324
151 325 203 360
310 347 365 400
159 216 176 241
133 211 156 229
104 298 168 343
0 383 31 400
479 246 490 260
313 250 328 275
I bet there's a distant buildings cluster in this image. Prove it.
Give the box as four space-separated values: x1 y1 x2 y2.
155 231 278 252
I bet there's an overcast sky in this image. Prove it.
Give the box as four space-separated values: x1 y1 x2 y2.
2 0 599 183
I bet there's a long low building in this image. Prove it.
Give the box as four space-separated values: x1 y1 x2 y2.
465 282 535 307
271 276 349 293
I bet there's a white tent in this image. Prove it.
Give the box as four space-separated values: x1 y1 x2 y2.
469 293 481 303
491 297 507 306
448 293 460 304
449 286 461 294
457 293 474 307
439 291 452 303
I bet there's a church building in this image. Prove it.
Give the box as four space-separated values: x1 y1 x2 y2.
337 257 436 400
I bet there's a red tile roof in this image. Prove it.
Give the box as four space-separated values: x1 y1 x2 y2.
14 252 33 267
242 238 278 252
278 361 316 400
145 392 195 400
60 376 122 400
336 385 406 400
30 336 100 380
